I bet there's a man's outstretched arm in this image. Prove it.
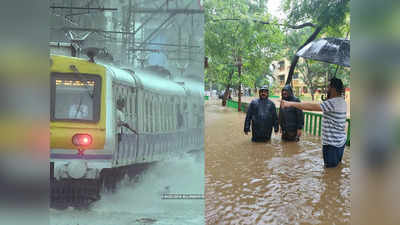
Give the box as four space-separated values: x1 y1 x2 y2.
281 100 322 112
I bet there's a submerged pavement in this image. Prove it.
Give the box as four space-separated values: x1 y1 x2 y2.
205 99 350 225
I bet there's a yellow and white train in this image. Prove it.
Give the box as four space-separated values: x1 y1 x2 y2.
50 54 204 206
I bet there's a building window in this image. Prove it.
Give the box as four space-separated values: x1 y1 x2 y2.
279 61 285 71
293 73 299 79
279 75 285 81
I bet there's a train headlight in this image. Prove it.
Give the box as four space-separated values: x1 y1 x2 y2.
67 160 88 179
72 134 92 147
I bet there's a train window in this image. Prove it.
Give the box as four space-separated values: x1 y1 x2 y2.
154 96 158 132
162 97 166 131
165 98 168 131
159 97 162 131
153 96 156 132
164 98 167 131
139 93 143 132
126 92 131 115
129 94 133 116
160 97 164 131
169 102 172 130
177 103 183 129
50 73 101 122
166 101 170 131
143 94 147 132
173 100 177 130
149 95 153 132
149 97 153 133
156 96 160 132
171 99 174 130
146 94 150 132
169 97 172 130
151 96 155 133
153 97 156 132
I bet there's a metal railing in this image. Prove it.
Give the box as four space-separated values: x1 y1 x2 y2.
227 99 246 112
226 99 351 146
303 112 351 146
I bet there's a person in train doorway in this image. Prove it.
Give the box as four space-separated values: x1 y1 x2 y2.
280 77 347 168
244 85 279 142
279 85 304 142
116 97 137 143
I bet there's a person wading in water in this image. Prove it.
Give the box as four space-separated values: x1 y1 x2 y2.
279 85 304 142
244 85 279 142
281 78 347 168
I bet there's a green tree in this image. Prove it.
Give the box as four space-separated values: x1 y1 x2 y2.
204 0 284 107
282 0 350 84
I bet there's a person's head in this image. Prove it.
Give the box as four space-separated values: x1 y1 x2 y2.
116 98 126 110
259 85 269 99
327 77 344 99
281 84 293 100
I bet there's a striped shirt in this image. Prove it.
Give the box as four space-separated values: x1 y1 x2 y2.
320 97 347 147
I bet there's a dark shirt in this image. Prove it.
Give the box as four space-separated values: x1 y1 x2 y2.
244 98 278 142
278 96 304 132
279 85 304 134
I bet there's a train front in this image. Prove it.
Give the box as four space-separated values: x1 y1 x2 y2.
50 55 109 207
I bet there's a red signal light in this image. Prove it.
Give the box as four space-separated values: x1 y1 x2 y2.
72 134 92 147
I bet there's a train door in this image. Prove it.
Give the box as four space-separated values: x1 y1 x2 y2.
113 83 138 166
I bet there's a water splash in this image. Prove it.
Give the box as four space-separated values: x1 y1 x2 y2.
50 154 204 225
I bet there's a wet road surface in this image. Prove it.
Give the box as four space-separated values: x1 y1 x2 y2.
205 100 350 225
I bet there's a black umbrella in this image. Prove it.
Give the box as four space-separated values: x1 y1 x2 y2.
296 38 350 67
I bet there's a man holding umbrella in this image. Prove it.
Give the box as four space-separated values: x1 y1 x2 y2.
244 85 279 142
281 78 347 168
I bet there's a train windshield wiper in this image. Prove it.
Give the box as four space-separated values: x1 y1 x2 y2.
77 75 94 99
70 65 94 99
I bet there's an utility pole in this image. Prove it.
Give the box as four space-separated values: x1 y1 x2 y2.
132 0 136 67
236 56 243 112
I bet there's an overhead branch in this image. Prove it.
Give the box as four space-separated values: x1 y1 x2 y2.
210 18 316 29
285 26 323 85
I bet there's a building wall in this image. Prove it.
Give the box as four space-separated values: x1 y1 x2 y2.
271 59 351 104
271 58 307 96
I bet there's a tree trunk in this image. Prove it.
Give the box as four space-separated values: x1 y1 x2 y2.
254 81 257 96
286 26 323 85
238 62 242 112
222 70 234 106
311 89 315 101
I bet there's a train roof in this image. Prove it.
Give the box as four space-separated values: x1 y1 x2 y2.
176 78 204 99
104 64 186 96
50 55 196 97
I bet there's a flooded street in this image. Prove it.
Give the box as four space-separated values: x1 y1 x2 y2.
205 100 350 225
50 155 204 225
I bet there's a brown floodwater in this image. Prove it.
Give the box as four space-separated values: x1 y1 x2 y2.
205 99 350 225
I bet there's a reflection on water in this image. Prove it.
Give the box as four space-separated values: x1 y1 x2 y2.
205 100 350 225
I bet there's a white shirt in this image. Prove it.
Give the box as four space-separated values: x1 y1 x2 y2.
117 109 126 134
320 97 347 147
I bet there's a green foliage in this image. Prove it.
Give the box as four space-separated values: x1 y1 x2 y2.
205 0 351 92
282 0 350 28
204 0 285 90
281 0 350 91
